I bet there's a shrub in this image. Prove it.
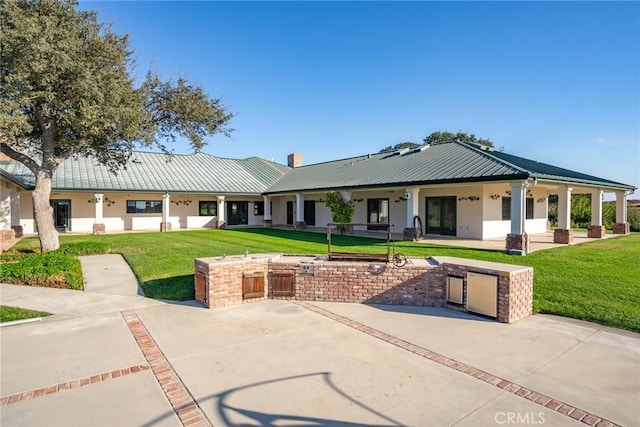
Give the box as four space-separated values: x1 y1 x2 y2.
325 190 355 233
0 252 83 290
56 241 109 256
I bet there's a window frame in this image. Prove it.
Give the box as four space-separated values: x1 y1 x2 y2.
254 201 264 216
199 201 218 217
126 200 163 214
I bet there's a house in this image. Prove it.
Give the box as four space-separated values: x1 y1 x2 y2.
1 141 636 254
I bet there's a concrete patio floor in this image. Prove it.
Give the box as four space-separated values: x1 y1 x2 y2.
1 269 638 426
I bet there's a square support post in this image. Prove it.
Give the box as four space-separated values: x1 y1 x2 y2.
613 191 629 234
506 181 529 255
588 190 605 238
554 187 573 244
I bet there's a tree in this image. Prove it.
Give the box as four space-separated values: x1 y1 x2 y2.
423 131 494 148
1 0 233 251
377 141 421 154
325 191 354 234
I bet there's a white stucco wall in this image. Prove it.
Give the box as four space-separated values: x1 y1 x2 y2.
481 183 549 238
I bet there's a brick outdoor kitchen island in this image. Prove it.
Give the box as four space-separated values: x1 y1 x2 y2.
195 254 533 324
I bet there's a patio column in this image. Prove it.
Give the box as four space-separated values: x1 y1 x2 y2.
506 181 529 255
216 196 225 228
554 186 573 244
588 190 605 238
263 196 272 228
10 191 22 238
613 191 629 234
295 192 306 230
161 193 171 232
403 187 420 240
93 193 106 235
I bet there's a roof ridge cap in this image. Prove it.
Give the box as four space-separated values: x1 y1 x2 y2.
456 141 529 175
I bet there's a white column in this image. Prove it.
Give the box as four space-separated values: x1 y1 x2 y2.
264 196 271 221
405 188 419 228
510 182 527 235
295 193 304 223
591 190 603 226
0 188 11 230
217 196 225 224
615 191 627 224
94 193 104 224
10 191 20 227
162 193 170 229
557 187 573 230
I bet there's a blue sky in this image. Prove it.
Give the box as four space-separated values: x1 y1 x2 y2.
82 1 639 197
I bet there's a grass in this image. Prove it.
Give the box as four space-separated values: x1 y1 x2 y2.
8 229 640 332
0 305 50 323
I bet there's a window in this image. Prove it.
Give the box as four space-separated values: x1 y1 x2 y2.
199 201 217 216
254 201 264 216
526 198 534 219
502 197 534 220
367 198 389 231
126 200 162 214
502 197 511 221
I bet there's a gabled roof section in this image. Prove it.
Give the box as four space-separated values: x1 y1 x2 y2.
263 141 529 194
0 151 290 194
264 141 635 194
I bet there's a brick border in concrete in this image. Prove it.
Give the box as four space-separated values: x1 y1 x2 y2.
0 363 150 407
294 301 619 427
121 310 211 427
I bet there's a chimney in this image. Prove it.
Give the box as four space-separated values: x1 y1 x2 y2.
287 153 303 168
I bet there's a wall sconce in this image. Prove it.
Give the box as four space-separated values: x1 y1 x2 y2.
536 197 547 204
353 198 364 203
317 198 325 203
458 196 480 202
394 196 408 203
171 200 192 206
88 197 115 206
505 190 512 196
489 194 500 200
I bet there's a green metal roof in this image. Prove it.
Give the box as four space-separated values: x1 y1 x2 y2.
0 151 289 194
263 141 635 194
1 141 634 195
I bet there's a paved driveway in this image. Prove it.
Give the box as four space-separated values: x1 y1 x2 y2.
1 281 638 426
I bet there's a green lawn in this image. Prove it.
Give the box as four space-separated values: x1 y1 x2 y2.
0 305 50 323
8 229 640 332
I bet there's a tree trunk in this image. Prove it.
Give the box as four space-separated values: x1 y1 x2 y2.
32 171 59 252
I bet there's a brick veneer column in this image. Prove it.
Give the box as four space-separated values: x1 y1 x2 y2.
587 225 605 238
505 233 528 255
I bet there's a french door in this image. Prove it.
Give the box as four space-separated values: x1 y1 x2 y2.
426 197 456 236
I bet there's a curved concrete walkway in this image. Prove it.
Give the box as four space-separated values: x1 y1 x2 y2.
1 255 639 426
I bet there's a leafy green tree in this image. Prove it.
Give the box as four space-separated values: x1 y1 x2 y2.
325 191 355 233
378 141 421 154
1 0 233 251
423 131 494 148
